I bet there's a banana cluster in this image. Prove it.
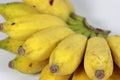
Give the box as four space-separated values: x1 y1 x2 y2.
0 0 120 80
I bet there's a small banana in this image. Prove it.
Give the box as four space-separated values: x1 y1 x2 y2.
0 14 67 40
40 64 71 80
72 64 91 80
72 64 120 80
18 26 73 62
0 2 39 20
84 37 113 80
23 0 70 21
107 35 120 68
8 56 48 74
49 34 87 75
0 37 24 54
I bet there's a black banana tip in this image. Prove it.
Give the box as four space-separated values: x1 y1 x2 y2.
95 70 105 79
0 23 3 31
18 46 25 55
50 64 59 73
8 60 14 68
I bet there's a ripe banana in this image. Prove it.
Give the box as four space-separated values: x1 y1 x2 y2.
18 26 73 62
72 64 91 80
8 56 48 74
23 0 70 21
0 2 39 20
40 64 71 80
72 64 120 80
49 34 87 75
0 14 67 40
0 37 24 54
107 35 120 67
84 37 113 80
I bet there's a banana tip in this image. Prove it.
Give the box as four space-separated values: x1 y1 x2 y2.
18 46 25 55
0 23 3 31
50 64 59 73
95 70 105 79
8 60 14 68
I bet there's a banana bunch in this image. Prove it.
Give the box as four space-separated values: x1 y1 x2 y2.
0 0 120 80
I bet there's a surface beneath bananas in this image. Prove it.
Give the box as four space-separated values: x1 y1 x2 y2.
0 0 120 80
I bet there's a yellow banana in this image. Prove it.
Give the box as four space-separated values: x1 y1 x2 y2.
0 2 39 20
72 64 120 80
107 35 120 67
49 33 87 75
63 0 74 14
84 37 113 80
8 56 48 74
0 37 24 54
40 64 71 80
72 64 91 80
18 26 73 62
0 14 67 40
23 0 70 21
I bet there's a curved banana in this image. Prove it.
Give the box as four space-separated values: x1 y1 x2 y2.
18 26 73 62
0 14 67 40
49 34 87 75
0 2 39 20
23 0 70 21
8 56 48 74
84 37 113 80
40 64 71 80
72 64 120 80
72 64 91 80
107 35 120 68
0 37 24 54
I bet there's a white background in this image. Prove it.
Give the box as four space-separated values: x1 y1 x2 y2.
0 0 120 80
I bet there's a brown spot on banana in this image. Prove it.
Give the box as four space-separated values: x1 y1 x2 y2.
49 0 54 5
95 70 105 79
11 22 15 25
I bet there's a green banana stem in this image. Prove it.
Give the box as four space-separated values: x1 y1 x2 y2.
67 16 111 38
70 13 84 21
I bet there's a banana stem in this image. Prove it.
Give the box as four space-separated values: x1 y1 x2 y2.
70 13 84 21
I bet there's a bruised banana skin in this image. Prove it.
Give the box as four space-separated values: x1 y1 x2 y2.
19 26 74 62
84 37 113 80
49 34 87 75
40 64 71 80
9 56 48 74
72 64 120 80
0 37 24 54
0 14 67 40
0 2 39 20
107 35 120 68
23 0 70 21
